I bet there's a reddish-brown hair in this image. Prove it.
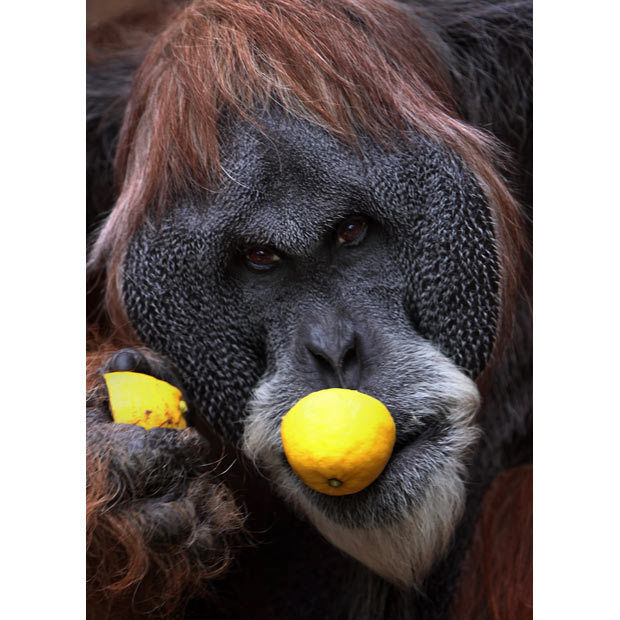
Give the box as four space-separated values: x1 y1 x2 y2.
451 465 533 619
88 0 525 357
86 2 530 613
87 449 244 617
86 332 246 616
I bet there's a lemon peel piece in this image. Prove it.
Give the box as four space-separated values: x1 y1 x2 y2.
103 371 188 430
280 388 396 496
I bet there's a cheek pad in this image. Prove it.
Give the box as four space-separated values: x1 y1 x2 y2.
122 220 265 442
379 149 500 378
364 139 500 379
410 189 499 379
122 137 500 445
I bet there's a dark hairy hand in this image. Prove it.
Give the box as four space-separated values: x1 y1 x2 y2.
86 348 245 618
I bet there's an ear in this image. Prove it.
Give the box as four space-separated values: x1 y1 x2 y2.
418 0 532 203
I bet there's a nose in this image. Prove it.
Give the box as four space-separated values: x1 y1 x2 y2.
298 312 361 389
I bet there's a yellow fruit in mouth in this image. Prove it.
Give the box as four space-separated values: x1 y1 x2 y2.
103 371 188 430
280 388 396 496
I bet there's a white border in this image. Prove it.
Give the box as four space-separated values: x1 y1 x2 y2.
534 1 620 617
0 2 85 618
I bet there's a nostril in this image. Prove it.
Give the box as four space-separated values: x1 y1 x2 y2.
312 350 334 373
305 341 361 390
308 349 341 389
341 343 357 374
340 343 360 389
300 316 362 389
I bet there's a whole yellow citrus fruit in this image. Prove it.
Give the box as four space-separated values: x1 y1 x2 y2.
280 388 396 496
103 371 188 430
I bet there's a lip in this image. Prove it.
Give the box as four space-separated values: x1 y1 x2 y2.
281 418 448 495
279 418 446 480
289 419 448 526
389 420 446 463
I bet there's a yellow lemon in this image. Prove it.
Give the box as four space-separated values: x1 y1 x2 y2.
103 371 188 430
280 388 396 496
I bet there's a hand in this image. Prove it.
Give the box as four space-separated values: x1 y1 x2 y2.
87 347 244 616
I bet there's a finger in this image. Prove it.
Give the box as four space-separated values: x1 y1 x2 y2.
107 348 152 374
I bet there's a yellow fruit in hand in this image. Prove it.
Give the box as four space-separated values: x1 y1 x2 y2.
103 371 188 430
280 388 396 496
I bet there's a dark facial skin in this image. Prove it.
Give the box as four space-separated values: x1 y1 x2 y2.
122 110 498 527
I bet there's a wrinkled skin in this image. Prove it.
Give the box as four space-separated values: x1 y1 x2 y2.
124 114 499 431
87 1 532 615
118 112 497 586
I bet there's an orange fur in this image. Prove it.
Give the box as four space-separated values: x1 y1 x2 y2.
87 0 524 355
86 2 531 616
87 336 246 617
451 465 533 619
86 449 244 617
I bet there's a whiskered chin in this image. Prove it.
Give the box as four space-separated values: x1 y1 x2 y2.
293 463 467 589
242 343 481 587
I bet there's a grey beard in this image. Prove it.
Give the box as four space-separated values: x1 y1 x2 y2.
242 334 481 588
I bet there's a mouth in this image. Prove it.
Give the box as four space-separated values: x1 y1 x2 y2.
244 359 481 532
280 417 451 527
389 419 448 468
242 357 481 586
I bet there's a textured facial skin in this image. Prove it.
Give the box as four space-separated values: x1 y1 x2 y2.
122 110 499 585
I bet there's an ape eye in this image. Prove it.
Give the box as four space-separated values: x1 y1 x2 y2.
244 246 281 270
336 217 368 246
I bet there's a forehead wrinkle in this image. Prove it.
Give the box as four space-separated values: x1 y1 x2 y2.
188 175 359 257
230 200 351 257
218 110 368 191
198 112 376 254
